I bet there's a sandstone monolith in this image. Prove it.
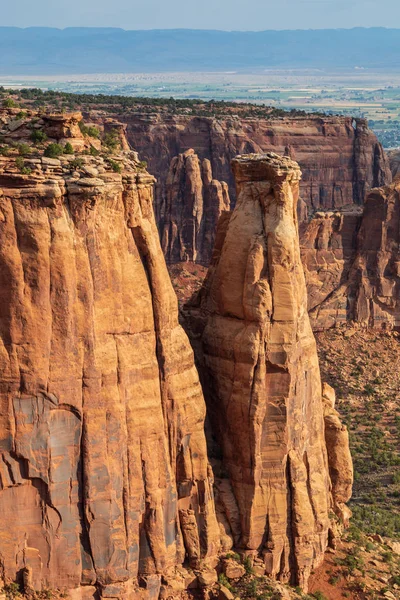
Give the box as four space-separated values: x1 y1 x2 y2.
0 111 220 599
186 153 352 590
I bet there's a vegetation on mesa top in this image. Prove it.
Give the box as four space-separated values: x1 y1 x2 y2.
0 87 329 120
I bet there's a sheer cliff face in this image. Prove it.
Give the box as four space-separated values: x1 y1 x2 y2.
300 210 362 330
388 149 400 180
124 113 390 213
160 149 230 265
0 114 220 598
301 180 400 330
118 113 390 265
348 182 400 327
186 153 352 590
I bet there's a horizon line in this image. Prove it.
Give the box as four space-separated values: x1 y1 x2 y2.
1 25 400 33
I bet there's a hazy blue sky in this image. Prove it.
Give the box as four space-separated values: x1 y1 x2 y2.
2 0 400 30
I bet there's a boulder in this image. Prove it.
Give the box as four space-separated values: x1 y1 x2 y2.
222 559 245 580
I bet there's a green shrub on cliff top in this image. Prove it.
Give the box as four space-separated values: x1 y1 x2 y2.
64 142 74 154
44 143 64 158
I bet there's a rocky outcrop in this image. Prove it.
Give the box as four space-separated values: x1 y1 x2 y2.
103 118 132 152
185 153 352 590
84 110 392 264
347 181 400 327
42 112 86 150
160 149 230 264
0 108 96 153
0 111 220 598
322 384 353 527
301 180 400 329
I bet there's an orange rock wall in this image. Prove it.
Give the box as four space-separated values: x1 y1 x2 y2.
301 181 400 329
0 159 219 598
161 149 230 264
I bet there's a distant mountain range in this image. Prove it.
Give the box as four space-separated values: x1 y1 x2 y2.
1 27 400 74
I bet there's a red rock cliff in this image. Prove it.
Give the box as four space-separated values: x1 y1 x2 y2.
185 153 352 590
120 113 389 211
0 112 220 599
107 112 389 264
160 149 230 265
301 179 400 330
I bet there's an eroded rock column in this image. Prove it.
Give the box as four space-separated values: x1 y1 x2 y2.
187 153 352 590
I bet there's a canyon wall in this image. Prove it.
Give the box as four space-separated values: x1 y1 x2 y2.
0 110 220 599
300 210 362 330
185 153 352 590
160 148 230 264
116 113 390 264
301 180 400 329
86 111 391 265
119 113 390 211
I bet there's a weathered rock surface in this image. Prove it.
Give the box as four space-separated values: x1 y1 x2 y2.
42 112 86 150
185 153 352 589
103 118 132 152
160 149 230 264
120 112 390 212
300 209 362 330
0 111 220 598
106 112 389 264
347 181 400 327
0 109 98 153
388 148 400 179
301 179 400 329
322 384 353 527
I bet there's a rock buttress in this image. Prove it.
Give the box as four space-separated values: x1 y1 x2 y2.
185 153 352 590
160 149 230 265
0 130 220 598
300 209 362 330
300 179 400 330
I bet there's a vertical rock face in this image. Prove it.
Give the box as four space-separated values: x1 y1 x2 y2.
322 384 353 528
160 149 230 264
300 210 362 330
347 181 400 327
121 113 391 211
0 113 220 597
388 149 400 179
301 180 400 329
113 113 390 264
186 153 352 589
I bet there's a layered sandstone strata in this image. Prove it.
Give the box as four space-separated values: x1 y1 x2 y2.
0 112 220 599
42 112 86 150
185 153 352 589
347 181 400 327
300 209 362 330
301 180 400 329
107 112 389 264
160 149 230 264
119 113 390 211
